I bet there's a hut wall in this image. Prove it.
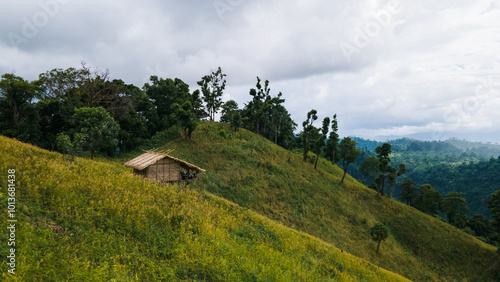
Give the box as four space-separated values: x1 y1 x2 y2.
146 158 180 182
133 168 147 177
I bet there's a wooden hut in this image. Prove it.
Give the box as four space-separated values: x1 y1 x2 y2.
124 151 206 183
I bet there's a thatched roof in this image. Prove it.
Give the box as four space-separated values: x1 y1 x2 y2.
124 152 206 172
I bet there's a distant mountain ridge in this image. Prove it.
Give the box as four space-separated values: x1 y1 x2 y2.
446 138 500 157
374 130 500 145
351 136 500 159
348 136 500 218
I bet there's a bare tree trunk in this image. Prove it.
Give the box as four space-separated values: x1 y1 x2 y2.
12 102 20 127
263 118 267 138
303 137 310 162
91 150 95 160
340 168 347 184
376 239 381 254
274 124 278 144
380 178 385 195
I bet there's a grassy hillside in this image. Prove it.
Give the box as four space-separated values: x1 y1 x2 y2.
161 122 500 281
0 135 408 281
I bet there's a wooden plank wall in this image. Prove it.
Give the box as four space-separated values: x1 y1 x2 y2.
133 168 147 177
147 158 180 182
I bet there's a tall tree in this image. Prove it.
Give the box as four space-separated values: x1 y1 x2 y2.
370 223 389 254
243 78 295 148
37 67 97 150
312 117 330 169
189 89 207 120
0 73 41 144
144 76 192 133
324 114 339 164
302 109 318 162
442 192 468 228
375 143 393 195
270 104 285 144
172 101 197 140
275 113 296 150
231 111 242 133
268 92 285 144
414 184 442 216
38 67 86 100
79 63 125 111
198 66 226 121
487 190 500 233
399 179 418 205
249 77 269 135
108 81 149 152
71 107 120 160
387 163 407 198
339 137 362 184
36 99 68 150
360 156 380 184
467 214 495 239
220 100 239 124
487 191 500 253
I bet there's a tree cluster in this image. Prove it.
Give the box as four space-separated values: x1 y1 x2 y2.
0 65 207 159
398 180 498 244
359 143 406 196
408 156 500 217
347 137 500 220
292 110 364 183
294 110 347 173
0 65 300 159
351 142 499 245
222 77 297 149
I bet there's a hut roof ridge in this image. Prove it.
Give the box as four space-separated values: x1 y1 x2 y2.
124 151 206 172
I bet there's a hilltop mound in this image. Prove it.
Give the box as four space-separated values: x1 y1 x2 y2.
0 135 406 281
161 122 500 281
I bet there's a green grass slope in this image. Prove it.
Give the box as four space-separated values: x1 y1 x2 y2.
162 122 500 281
0 136 407 281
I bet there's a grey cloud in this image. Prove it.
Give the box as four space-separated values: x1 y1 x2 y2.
1 0 500 142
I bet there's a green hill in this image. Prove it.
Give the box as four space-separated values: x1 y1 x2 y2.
409 157 500 218
347 137 500 219
352 136 500 159
0 135 407 281
446 138 500 158
160 122 500 281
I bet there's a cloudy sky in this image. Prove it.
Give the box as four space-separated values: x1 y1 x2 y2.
1 0 500 143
